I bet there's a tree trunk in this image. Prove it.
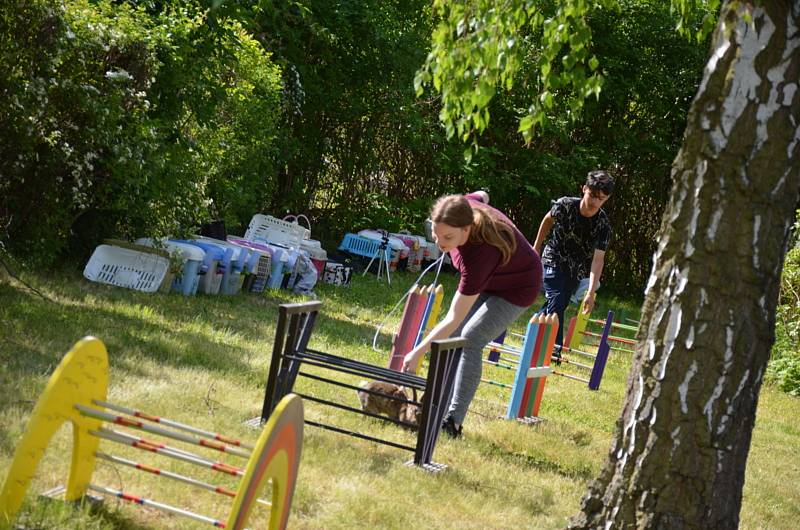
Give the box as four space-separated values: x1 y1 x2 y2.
570 2 800 528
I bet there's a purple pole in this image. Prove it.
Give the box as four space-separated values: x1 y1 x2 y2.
487 330 507 363
588 310 614 390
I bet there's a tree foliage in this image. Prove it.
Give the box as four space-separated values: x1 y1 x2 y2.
768 211 800 395
1 0 710 300
0 0 282 265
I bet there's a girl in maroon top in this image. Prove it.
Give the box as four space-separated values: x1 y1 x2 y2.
403 192 542 437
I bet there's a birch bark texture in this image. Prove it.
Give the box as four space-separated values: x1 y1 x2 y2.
570 2 800 528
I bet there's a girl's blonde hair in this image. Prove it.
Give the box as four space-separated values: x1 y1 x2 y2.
430 195 517 265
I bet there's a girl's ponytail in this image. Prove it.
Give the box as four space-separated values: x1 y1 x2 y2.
431 195 517 265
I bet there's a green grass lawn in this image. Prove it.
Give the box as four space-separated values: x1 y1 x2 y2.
1 268 798 529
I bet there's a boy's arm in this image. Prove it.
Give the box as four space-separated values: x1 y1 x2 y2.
533 212 554 255
582 249 606 314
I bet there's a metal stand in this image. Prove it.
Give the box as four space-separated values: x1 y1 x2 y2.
363 230 391 283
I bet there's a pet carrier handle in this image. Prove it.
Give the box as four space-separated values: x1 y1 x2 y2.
283 214 311 232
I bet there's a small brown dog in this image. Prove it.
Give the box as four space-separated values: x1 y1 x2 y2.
357 381 421 429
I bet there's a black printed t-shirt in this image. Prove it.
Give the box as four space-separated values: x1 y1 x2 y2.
541 197 611 279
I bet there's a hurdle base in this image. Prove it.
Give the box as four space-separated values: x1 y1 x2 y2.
404 460 448 473
515 416 546 426
243 416 263 429
40 485 106 508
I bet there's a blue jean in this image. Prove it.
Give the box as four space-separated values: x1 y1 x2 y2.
448 293 528 424
540 265 580 353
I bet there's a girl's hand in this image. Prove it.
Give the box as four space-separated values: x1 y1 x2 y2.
402 350 421 372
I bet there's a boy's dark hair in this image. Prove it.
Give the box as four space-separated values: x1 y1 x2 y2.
585 170 614 195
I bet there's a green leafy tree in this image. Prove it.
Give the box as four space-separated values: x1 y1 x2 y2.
0 0 283 264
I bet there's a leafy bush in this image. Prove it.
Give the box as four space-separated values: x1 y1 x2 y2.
0 0 283 266
768 212 800 396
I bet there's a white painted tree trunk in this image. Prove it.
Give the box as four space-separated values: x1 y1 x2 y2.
570 2 800 528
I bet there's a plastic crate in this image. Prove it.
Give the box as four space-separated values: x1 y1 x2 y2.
424 241 441 262
84 244 169 293
357 230 409 259
300 239 327 276
134 238 205 296
391 233 426 272
244 214 310 249
177 240 231 295
193 236 251 295
339 233 398 271
227 239 272 293
228 237 290 290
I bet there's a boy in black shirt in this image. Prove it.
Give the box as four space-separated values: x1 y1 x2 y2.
533 170 614 360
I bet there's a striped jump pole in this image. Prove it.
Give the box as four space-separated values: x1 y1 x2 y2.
1 337 305 530
93 399 254 449
88 484 229 528
506 314 558 422
486 342 522 358
388 285 426 371
580 330 636 355
589 318 639 334
91 427 246 476
563 298 591 352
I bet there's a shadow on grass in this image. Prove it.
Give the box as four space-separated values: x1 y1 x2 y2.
0 272 417 418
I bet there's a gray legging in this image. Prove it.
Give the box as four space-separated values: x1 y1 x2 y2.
447 292 528 424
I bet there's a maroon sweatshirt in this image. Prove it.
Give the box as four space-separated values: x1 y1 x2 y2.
449 194 542 307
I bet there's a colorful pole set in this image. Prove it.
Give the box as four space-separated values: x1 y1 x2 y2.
481 307 617 422
505 314 558 421
260 301 464 472
481 314 560 421
565 305 638 355
388 283 444 372
0 337 304 530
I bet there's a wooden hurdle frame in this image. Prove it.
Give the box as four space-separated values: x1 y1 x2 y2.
1 337 304 530
259 301 464 472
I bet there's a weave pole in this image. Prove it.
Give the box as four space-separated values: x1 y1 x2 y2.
1 337 305 530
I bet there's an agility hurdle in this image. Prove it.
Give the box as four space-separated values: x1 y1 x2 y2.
477 315 558 422
565 305 638 355
260 301 463 472
504 314 557 422
483 309 613 398
1 337 304 529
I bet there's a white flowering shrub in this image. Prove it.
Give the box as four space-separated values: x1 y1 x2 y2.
0 0 282 266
